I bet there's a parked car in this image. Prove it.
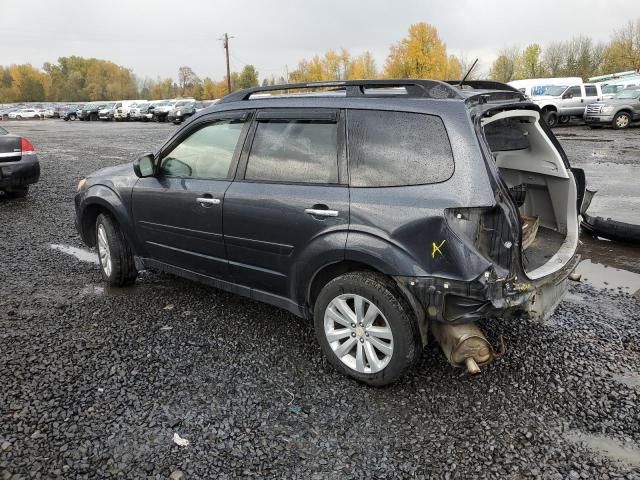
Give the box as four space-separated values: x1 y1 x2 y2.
0 107 20 120
8 109 42 120
0 125 40 197
584 88 640 129
167 100 204 124
151 100 177 122
61 105 83 121
129 103 149 121
508 77 583 99
531 83 602 126
113 100 146 121
98 103 117 121
78 103 105 121
74 79 584 386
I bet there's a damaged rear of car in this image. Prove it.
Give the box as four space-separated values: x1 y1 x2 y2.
396 83 582 373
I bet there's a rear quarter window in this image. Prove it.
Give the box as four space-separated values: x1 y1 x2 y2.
347 110 454 187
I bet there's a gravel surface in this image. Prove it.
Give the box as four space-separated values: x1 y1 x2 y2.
1 120 639 479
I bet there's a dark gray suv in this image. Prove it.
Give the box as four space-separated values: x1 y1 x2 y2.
74 80 584 385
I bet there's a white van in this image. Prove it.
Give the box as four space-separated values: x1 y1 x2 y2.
508 77 583 99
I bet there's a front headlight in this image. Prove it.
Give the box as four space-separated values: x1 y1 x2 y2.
176 111 182 116
602 106 615 114
77 178 87 192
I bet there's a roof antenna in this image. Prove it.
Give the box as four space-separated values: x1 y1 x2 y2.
458 58 479 88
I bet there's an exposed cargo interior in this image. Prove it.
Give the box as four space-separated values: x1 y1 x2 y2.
482 110 578 279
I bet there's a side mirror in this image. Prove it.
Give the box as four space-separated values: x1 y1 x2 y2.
562 93 571 99
133 153 155 178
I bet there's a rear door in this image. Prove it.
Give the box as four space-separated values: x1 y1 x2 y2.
131 111 251 278
223 108 349 298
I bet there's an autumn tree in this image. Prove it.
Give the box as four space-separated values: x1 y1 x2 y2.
602 20 640 72
346 52 377 79
384 23 449 79
178 66 199 95
489 47 519 82
514 44 546 79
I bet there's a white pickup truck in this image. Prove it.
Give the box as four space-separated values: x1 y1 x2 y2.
532 83 602 127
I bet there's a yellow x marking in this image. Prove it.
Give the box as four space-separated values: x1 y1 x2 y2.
431 240 446 258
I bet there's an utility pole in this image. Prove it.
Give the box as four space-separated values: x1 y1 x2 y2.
221 33 233 94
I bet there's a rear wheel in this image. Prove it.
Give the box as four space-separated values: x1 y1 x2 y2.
558 115 570 124
613 112 631 130
543 110 558 127
16 115 22 120
95 213 137 287
70 114 77 121
314 272 420 386
89 113 98 121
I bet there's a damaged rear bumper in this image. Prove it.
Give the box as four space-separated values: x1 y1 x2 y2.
394 252 580 324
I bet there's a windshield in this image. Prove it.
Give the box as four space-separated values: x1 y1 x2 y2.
533 85 566 97
614 89 640 99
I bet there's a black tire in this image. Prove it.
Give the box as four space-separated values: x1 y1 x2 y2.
558 115 570 124
95 213 137 287
16 115 22 120
314 271 420 386
89 113 98 121
6 186 28 198
543 110 558 127
70 114 76 121
612 111 631 130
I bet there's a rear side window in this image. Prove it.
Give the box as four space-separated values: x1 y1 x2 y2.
585 85 598 97
245 120 338 184
484 118 530 151
347 110 454 187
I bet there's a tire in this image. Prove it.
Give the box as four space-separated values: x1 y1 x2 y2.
90 113 98 121
613 112 631 130
543 110 558 127
559 115 570 124
314 271 420 386
16 115 22 120
6 186 28 198
95 213 137 287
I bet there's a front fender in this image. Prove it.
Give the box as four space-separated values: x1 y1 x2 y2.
76 185 142 254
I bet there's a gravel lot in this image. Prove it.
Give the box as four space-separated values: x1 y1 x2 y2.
1 120 639 479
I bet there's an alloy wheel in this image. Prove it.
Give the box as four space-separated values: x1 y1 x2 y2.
97 224 112 277
324 294 394 374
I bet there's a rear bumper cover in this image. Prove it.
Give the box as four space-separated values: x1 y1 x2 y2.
395 253 580 324
0 156 40 188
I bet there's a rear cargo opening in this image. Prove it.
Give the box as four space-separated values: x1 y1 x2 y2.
482 110 578 280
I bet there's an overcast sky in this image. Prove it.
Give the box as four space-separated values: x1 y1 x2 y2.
1 0 637 81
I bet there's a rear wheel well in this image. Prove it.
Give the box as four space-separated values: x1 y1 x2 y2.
307 261 428 345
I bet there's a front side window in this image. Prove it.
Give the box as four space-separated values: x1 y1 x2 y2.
160 119 246 178
565 86 582 98
245 119 338 184
347 110 454 187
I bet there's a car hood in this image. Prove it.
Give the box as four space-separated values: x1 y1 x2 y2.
89 162 134 180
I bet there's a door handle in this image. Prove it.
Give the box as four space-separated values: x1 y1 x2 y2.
197 197 221 207
305 208 339 217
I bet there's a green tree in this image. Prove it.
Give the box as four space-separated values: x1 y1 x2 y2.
237 65 259 89
514 44 546 79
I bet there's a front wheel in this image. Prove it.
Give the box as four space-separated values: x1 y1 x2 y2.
95 213 137 287
314 272 420 386
613 112 631 130
70 114 77 121
558 115 570 124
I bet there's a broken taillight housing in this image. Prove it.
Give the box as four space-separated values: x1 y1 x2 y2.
446 206 515 275
20 137 35 155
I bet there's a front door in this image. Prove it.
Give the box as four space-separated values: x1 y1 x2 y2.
131 111 251 277
223 108 349 299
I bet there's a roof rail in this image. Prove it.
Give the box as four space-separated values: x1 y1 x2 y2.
217 79 463 104
444 80 520 93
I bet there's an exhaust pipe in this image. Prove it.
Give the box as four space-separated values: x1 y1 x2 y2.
431 322 493 374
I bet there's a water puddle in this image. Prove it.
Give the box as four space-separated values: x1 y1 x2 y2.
576 235 640 296
565 431 640 467
611 374 640 389
50 244 99 264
